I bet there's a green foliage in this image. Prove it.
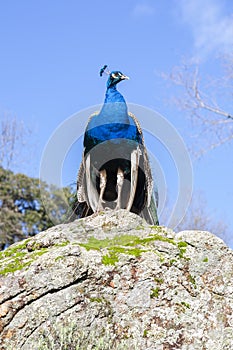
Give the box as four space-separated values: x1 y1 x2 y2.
0 167 75 250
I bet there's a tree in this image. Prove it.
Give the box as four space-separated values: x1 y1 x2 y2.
160 55 232 246
162 54 233 156
0 167 74 250
0 113 32 170
0 115 79 250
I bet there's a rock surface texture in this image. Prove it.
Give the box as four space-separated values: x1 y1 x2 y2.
0 210 233 349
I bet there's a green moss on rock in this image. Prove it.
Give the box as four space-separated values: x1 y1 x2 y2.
150 287 160 298
177 241 190 259
102 246 147 265
80 233 175 251
0 241 48 275
90 297 103 303
0 258 33 275
181 301 191 309
55 241 70 247
80 233 175 266
0 239 31 260
188 274 197 288
154 277 164 284
177 241 188 248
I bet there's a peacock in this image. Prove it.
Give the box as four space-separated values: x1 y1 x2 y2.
74 65 159 225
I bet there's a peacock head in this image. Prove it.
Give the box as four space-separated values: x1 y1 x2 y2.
107 71 129 88
100 65 129 88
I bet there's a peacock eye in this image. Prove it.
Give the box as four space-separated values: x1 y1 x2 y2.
111 73 118 79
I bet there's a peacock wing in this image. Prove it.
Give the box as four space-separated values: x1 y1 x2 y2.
128 112 159 225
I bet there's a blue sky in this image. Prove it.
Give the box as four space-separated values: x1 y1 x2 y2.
0 1 232 245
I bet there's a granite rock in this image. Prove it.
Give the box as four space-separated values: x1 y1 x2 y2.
0 210 232 349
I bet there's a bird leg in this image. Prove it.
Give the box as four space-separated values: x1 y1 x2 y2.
115 168 124 210
97 169 107 210
85 154 99 212
126 147 140 211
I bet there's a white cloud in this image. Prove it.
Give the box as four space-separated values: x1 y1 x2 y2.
178 0 233 59
132 3 155 17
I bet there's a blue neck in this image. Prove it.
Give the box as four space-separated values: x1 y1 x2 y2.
98 85 128 123
104 85 126 104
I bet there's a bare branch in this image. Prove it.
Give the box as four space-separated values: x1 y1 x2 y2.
0 113 32 170
161 55 233 156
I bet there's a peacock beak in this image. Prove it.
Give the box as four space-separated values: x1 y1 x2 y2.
122 74 130 80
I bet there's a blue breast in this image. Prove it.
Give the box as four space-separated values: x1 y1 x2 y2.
84 86 143 155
